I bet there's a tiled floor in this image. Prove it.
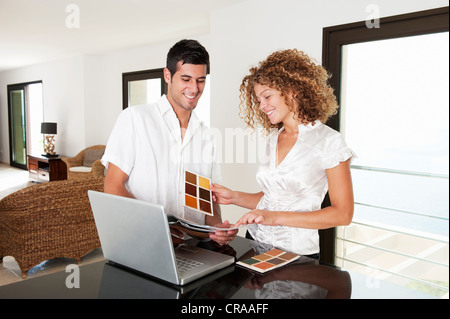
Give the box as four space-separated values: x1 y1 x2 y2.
0 162 106 287
0 248 105 287
0 162 32 198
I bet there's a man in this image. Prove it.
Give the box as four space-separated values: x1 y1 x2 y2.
101 39 235 245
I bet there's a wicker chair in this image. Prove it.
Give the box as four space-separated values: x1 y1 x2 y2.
61 145 106 180
0 177 104 278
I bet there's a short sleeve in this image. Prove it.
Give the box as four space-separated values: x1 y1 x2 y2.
321 133 356 170
101 108 136 176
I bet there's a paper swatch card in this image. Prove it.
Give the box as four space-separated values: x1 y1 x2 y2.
184 170 214 216
168 215 242 233
236 249 300 273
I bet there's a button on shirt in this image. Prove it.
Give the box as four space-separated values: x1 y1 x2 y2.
248 120 355 255
101 95 222 225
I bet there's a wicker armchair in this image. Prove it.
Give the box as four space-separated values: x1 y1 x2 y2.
62 145 106 180
0 177 104 278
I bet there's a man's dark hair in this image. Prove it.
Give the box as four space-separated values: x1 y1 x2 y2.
166 39 210 77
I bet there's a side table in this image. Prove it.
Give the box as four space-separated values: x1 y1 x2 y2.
27 154 67 183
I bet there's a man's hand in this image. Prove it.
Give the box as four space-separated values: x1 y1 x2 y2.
170 226 185 246
209 220 238 246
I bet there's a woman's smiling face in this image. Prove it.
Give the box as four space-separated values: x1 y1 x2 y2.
254 83 294 125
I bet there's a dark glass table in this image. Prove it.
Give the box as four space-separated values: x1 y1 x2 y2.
0 236 439 300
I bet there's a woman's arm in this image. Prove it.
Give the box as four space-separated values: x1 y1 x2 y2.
235 159 354 229
211 183 264 210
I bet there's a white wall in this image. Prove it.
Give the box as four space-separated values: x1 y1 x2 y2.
0 56 86 159
0 35 210 161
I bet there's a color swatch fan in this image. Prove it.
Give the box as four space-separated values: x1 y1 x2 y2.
184 171 213 216
236 249 300 273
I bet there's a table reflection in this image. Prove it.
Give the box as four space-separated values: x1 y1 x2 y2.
97 238 351 299
242 258 351 299
227 240 351 299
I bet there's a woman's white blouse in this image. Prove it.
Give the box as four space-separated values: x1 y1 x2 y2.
247 120 355 255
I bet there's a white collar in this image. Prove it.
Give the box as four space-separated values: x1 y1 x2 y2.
156 95 203 145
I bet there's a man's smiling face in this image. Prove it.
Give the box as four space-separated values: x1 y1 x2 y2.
165 61 207 113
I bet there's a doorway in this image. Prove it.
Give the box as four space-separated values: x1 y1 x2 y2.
7 81 43 170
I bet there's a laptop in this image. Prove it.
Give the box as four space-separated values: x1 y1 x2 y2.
88 191 235 286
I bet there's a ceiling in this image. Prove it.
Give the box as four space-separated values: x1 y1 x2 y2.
0 0 243 72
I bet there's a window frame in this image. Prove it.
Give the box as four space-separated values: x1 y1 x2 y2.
7 80 43 170
122 68 167 110
319 6 449 265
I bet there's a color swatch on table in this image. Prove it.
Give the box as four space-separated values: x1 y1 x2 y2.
184 171 213 216
236 249 300 273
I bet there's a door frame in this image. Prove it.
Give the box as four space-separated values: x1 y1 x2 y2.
7 80 43 170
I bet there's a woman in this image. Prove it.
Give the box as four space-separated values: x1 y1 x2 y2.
211 49 355 256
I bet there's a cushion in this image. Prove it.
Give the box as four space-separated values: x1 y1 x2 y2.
69 166 92 173
83 149 105 167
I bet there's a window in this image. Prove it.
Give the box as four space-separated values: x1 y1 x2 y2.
122 68 211 126
7 81 43 169
122 68 166 109
323 7 448 297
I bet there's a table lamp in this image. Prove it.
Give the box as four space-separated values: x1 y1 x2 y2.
41 122 58 157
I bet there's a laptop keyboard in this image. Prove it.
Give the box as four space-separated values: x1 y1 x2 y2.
176 256 204 274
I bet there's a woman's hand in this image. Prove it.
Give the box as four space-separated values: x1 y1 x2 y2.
211 184 235 205
235 210 277 227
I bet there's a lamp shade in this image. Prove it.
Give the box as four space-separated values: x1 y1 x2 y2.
41 122 57 135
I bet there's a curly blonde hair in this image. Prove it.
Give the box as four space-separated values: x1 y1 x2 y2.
239 49 338 133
